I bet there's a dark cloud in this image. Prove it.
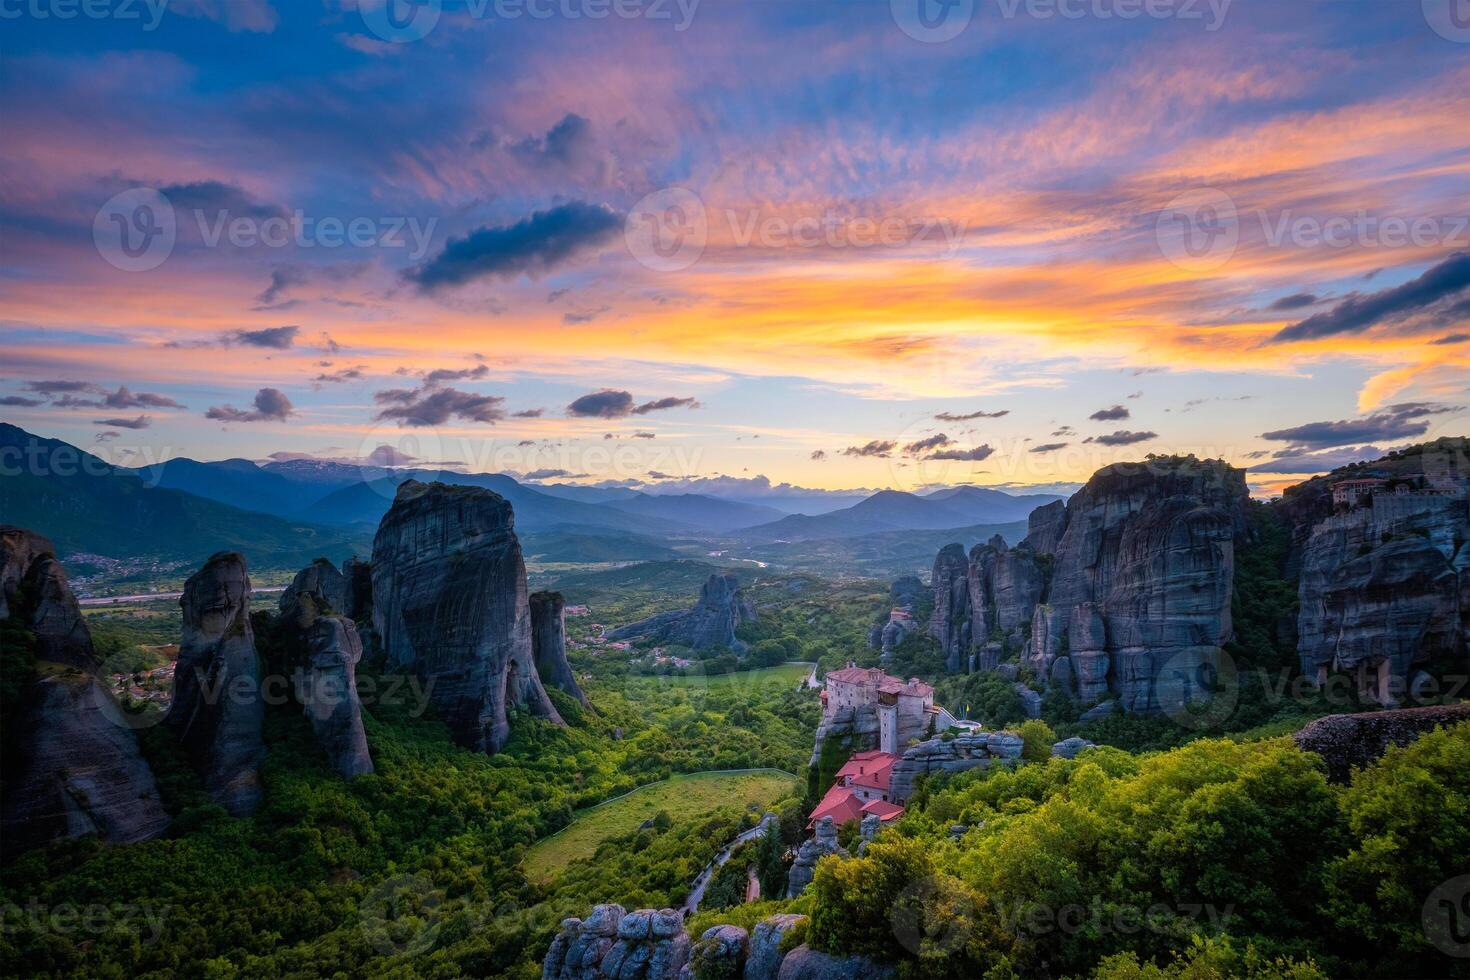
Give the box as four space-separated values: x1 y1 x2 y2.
374 387 505 427
810 449 827 460
1248 445 1385 474
105 385 184 409
206 388 295 423
1269 293 1318 311
424 365 490 385
314 367 363 384
1431 332 1469 345
525 468 582 480
513 408 544 418
1272 252 1470 342
1089 405 1131 421
566 390 699 418
1052 426 1076 436
24 380 99 395
257 267 309 306
927 444 995 461
93 415 151 429
1085 430 1157 446
0 395 44 406
18 381 182 410
1259 402 1454 448
842 440 897 458
632 396 699 415
229 326 299 349
631 431 656 439
903 433 953 454
407 201 621 290
160 180 284 221
1030 442 1069 453
934 409 1008 422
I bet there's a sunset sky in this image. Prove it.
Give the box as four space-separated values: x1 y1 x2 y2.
1 0 1466 497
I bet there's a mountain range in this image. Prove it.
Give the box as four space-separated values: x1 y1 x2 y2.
0 423 1067 566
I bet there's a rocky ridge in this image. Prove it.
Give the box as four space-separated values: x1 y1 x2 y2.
530 590 589 707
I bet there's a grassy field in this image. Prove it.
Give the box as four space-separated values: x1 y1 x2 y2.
523 769 801 883
637 661 813 691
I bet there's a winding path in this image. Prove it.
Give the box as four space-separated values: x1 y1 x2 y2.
682 812 778 916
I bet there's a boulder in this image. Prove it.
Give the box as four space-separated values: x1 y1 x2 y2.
1014 683 1041 719
775 945 895 980
530 590 589 707
746 914 807 980
370 481 562 753
1079 699 1119 723
1052 736 1095 759
690 925 748 978
167 551 265 816
1293 704 1470 782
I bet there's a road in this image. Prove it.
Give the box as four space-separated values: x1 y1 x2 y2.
681 812 778 916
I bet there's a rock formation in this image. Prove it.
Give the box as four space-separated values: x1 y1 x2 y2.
0 526 170 851
542 905 689 979
280 558 374 777
868 575 924 660
747 914 807 980
370 480 562 753
1051 735 1095 759
887 730 1020 803
530 590 589 707
168 551 266 816
1295 492 1468 702
785 815 845 898
606 572 757 652
930 456 1248 716
1292 704 1470 782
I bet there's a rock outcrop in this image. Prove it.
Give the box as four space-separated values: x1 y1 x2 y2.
280 559 374 777
0 526 170 851
530 590 588 707
167 551 265 816
931 456 1248 716
775 945 895 980
1295 492 1468 702
786 815 845 898
747 914 807 980
887 729 1019 803
542 905 690 980
868 575 924 660
371 481 562 753
1292 704 1470 782
606 572 757 652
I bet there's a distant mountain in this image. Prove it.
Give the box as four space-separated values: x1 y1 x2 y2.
528 483 644 505
742 520 1030 579
132 456 319 517
603 493 786 531
0 424 370 568
736 486 1062 541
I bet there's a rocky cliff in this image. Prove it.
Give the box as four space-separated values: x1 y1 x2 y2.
0 526 169 851
167 551 266 816
280 558 374 777
606 572 757 652
370 480 562 753
530 590 589 707
1293 703 1470 782
930 457 1248 715
867 575 923 659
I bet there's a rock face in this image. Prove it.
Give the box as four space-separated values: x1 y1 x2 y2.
607 572 757 652
168 551 266 816
0 526 170 851
1292 704 1470 782
529 590 589 707
371 481 562 753
775 946 895 980
280 559 374 777
785 815 846 898
541 905 690 980
747 914 808 980
1295 492 1469 702
930 457 1248 716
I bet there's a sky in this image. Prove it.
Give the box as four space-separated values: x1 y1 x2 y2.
1 0 1467 498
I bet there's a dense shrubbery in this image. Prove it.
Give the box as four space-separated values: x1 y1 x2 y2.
804 725 1470 979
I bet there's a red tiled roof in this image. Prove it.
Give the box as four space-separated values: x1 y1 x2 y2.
826 667 933 699
860 799 905 821
826 666 884 685
834 751 898 793
808 784 865 827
